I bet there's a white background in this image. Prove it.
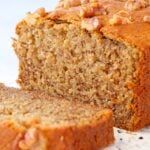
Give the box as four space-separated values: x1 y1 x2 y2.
0 0 57 87
0 1 149 149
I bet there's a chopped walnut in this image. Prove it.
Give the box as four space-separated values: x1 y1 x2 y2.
63 0 81 8
35 8 46 17
81 17 102 31
55 0 106 18
125 0 150 11
24 13 39 25
24 8 46 25
19 128 47 150
143 15 150 22
109 10 132 25
80 3 105 17
57 0 101 8
80 5 95 17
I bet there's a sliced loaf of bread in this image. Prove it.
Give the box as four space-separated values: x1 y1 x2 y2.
14 0 150 130
0 83 114 150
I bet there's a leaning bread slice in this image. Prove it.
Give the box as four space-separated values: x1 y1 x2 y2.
0 83 114 150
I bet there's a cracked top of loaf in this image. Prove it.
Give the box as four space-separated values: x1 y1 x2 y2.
19 0 150 50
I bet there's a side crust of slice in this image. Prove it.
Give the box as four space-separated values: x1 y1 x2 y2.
0 111 114 150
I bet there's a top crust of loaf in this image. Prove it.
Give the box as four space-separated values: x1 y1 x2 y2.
23 0 150 50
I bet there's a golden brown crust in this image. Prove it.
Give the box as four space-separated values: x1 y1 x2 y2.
0 111 114 150
43 111 114 150
101 23 150 50
101 24 150 130
0 122 25 150
132 45 150 130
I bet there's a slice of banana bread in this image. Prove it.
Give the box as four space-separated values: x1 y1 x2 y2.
0 83 114 150
13 0 150 130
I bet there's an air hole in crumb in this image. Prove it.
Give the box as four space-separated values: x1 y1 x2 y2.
63 66 68 71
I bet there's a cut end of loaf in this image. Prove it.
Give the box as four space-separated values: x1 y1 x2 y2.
13 18 141 130
13 0 150 130
0 83 114 150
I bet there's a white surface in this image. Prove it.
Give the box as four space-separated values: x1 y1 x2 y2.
105 128 150 150
0 0 57 87
0 1 149 150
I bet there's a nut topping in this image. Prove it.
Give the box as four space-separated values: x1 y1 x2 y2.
81 17 102 31
80 3 106 17
24 13 39 25
109 10 132 25
57 0 81 8
125 0 150 11
35 8 46 17
80 5 95 17
57 0 100 8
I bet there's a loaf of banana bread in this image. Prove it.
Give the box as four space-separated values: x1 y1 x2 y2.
13 0 150 130
0 83 114 150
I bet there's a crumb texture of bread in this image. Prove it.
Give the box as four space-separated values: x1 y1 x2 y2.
0 83 114 150
13 0 150 130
